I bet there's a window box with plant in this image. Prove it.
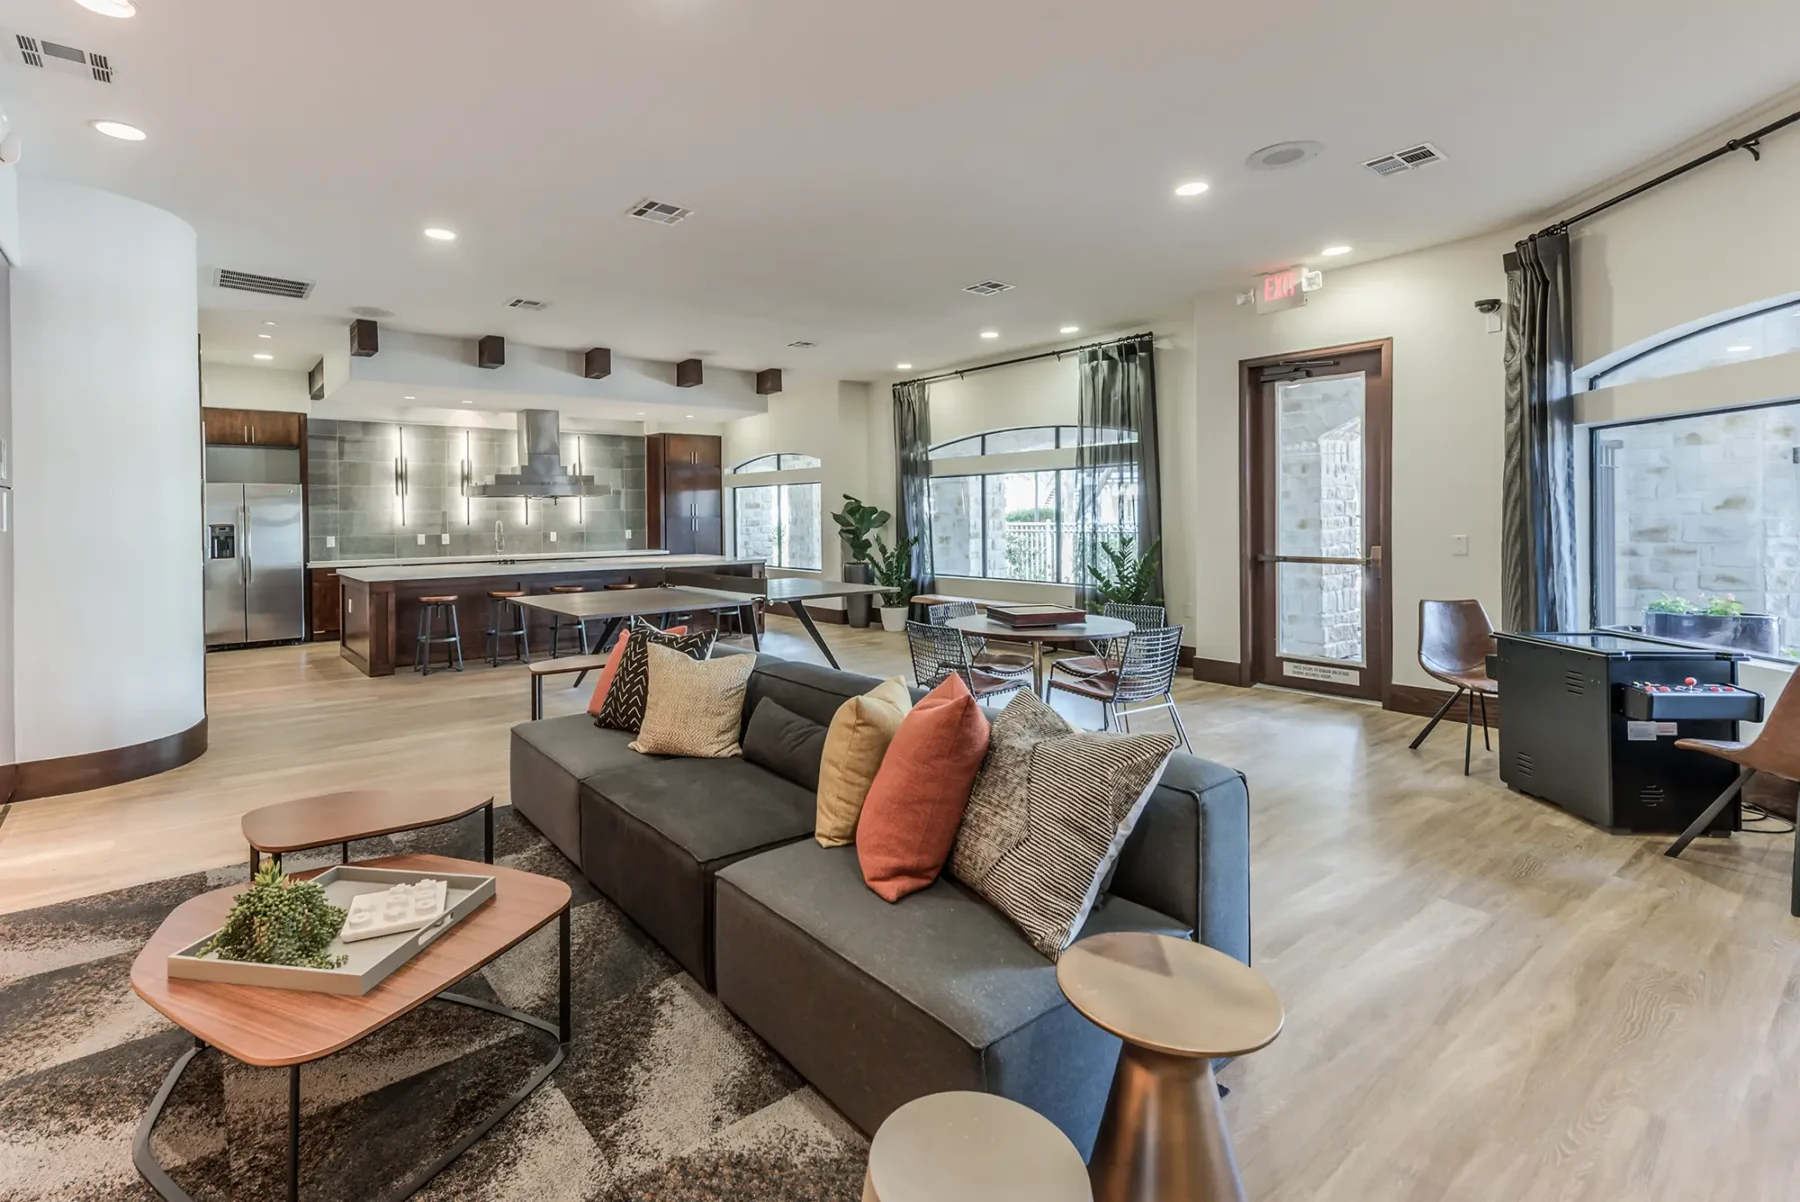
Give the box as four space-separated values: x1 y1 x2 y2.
1643 594 1782 657
870 534 920 633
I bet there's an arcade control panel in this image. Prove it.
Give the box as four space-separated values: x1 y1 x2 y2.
1621 678 1765 723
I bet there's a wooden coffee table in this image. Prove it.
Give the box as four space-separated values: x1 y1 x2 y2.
130 854 571 1202
242 790 496 878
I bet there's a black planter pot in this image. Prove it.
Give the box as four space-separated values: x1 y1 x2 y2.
1643 610 1782 657
843 562 874 628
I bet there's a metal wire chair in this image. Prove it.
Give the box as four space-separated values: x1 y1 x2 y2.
926 602 1034 677
906 621 1030 705
1051 601 1170 682
1049 624 1190 750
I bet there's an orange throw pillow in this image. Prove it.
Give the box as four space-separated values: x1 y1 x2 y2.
587 625 686 715
857 674 992 902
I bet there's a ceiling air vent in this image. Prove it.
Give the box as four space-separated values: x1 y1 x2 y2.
507 297 549 310
1245 140 1322 171
7 32 114 81
213 269 314 300
627 199 692 226
963 280 1015 297
1363 142 1447 177
787 340 817 349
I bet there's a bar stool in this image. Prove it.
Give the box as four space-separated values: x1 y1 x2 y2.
862 1091 1090 1202
414 596 464 675
485 590 530 666
546 585 591 657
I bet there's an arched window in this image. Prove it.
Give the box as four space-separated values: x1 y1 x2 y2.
728 453 822 570
925 427 1137 584
1588 298 1800 389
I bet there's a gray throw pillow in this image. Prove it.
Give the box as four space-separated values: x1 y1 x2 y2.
742 700 829 792
952 692 1177 961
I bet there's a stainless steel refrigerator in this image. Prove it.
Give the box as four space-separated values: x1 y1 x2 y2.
204 483 304 647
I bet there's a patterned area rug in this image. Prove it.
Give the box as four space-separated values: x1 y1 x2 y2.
0 808 869 1201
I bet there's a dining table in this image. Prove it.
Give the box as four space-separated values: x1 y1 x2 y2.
945 613 1136 696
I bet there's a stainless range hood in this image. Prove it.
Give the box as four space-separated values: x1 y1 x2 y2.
472 409 616 499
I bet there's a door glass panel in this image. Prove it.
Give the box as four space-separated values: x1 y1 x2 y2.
1274 373 1366 664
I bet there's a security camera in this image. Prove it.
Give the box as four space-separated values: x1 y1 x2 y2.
1475 298 1502 314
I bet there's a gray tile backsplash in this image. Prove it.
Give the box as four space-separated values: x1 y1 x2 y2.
307 418 648 564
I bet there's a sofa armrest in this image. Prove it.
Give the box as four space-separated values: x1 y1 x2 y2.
1109 754 1251 965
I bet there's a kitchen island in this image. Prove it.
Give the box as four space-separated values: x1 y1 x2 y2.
335 553 762 676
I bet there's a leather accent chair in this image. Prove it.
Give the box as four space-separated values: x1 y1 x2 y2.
1407 599 1498 774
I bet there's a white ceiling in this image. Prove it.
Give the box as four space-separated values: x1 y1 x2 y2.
6 0 1800 379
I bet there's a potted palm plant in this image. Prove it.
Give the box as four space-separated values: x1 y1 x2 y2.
870 534 920 632
832 495 891 629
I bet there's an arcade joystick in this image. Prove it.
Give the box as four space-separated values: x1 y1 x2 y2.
1684 677 1697 687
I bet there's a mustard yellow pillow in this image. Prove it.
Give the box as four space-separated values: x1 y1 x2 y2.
816 678 914 846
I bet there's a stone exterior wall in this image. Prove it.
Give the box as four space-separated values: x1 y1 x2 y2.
1276 376 1367 662
1605 401 1800 651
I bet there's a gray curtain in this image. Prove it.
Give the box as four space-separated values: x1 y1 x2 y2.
1075 334 1162 609
1502 231 1579 632
891 380 935 592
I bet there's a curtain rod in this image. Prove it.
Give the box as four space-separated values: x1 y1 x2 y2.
894 331 1154 388
1537 107 1800 238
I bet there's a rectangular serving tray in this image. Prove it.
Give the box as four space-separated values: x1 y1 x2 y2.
167 865 498 996
986 604 1087 628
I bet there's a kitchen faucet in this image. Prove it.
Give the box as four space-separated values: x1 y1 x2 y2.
493 519 505 556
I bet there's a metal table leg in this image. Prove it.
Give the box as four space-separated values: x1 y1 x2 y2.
484 802 494 863
786 600 840 669
571 617 624 689
287 1064 300 1202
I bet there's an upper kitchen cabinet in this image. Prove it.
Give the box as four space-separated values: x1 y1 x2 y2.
202 407 304 448
645 432 723 555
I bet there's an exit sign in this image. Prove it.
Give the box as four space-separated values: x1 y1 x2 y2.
1254 267 1323 313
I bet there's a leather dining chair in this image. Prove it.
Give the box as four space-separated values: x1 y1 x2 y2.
1665 681 1800 915
1408 599 1499 775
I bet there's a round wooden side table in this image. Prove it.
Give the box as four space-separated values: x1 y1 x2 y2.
1057 933 1283 1202
862 1091 1091 1202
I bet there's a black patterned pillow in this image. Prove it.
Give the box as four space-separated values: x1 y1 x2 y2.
952 691 1176 960
594 626 717 732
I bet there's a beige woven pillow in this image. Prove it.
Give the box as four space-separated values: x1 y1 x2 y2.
630 644 759 758
815 677 914 847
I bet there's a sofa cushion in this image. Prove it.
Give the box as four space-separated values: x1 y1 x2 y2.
815 678 913 848
714 838 1189 1152
579 755 818 985
509 716 640 865
588 622 686 715
631 644 759 758
742 700 829 792
596 626 716 733
743 655 886 730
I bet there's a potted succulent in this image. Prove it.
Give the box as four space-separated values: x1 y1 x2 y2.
870 534 920 633
201 861 349 970
1643 594 1781 657
1086 535 1163 610
832 494 891 629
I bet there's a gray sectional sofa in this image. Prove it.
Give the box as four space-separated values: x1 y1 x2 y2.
509 648 1250 1156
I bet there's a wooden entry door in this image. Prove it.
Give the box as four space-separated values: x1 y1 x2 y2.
1243 341 1393 703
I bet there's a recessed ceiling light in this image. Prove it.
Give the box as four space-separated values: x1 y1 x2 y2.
262 321 277 326
1174 181 1210 197
253 353 273 361
980 331 1000 340
1726 344 1754 353
1321 245 1352 257
1060 326 1080 335
686 415 695 419
461 399 472 404
75 0 136 16
636 412 646 417
423 227 457 242
257 333 272 339
896 363 913 371
91 120 146 141
403 395 417 400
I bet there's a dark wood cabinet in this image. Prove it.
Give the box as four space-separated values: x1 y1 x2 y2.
202 407 304 448
310 568 341 639
646 433 724 555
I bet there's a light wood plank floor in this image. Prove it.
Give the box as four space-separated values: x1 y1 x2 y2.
3 618 1796 1201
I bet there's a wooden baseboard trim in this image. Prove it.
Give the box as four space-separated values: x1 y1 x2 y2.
10 717 209 803
802 603 849 625
0 765 15 806
1193 657 1251 687
1386 684 1500 726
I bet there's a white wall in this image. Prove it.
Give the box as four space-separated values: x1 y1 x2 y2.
10 178 205 761
202 362 311 413
0 162 18 268
1186 234 1515 687
0 264 12 769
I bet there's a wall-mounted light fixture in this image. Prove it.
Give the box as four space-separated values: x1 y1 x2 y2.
394 424 410 526
461 430 472 526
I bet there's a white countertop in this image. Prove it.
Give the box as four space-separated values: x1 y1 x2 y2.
334 553 758 585
310 549 672 571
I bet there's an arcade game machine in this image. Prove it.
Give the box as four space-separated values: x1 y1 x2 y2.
1490 631 1764 834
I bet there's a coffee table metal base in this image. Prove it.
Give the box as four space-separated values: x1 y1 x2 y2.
134 907 570 1202
1088 1046 1243 1202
